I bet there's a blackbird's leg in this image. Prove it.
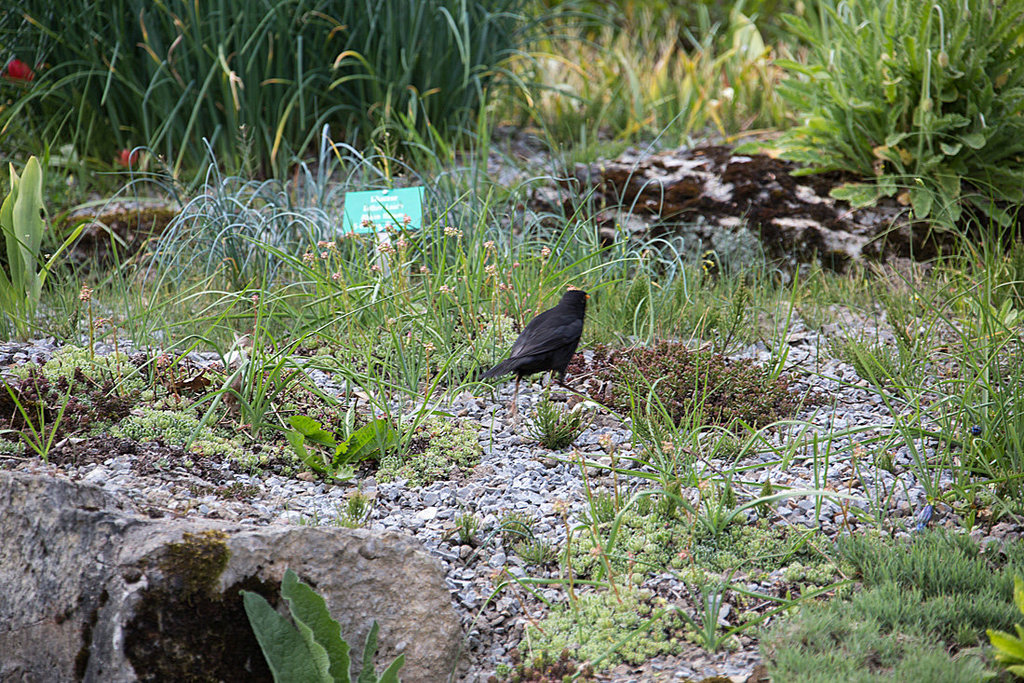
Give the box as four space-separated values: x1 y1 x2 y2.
555 372 572 403
510 375 521 419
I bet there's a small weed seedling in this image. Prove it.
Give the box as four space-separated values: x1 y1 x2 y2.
454 512 480 546
527 389 592 450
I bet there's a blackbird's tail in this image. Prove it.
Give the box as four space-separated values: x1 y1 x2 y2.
481 359 516 380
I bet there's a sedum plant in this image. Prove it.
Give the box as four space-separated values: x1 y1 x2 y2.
773 0 1024 227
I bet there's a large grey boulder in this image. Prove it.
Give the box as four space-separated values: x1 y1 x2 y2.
0 470 462 682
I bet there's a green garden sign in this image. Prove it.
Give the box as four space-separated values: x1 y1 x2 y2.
342 187 424 234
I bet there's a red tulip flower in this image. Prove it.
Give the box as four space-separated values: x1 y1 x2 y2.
4 59 34 82
116 148 141 167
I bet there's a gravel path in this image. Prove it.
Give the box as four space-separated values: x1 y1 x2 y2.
2 330 1016 683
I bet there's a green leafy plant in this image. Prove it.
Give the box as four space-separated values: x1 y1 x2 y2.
0 157 82 339
286 414 397 481
242 568 404 683
502 6 788 149
337 490 374 528
0 353 140 461
988 576 1024 678
694 479 740 540
520 584 686 670
860 236 1024 513
512 538 559 566
772 0 1024 226
526 390 592 450
827 332 913 390
501 648 592 683
673 580 735 653
499 510 537 546
571 488 831 582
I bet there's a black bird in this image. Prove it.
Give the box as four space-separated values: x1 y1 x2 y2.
481 288 588 417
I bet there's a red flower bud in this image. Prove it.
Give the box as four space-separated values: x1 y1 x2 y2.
4 59 34 82
116 148 141 167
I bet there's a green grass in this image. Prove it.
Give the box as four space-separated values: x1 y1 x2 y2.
496 5 791 149
1 0 535 179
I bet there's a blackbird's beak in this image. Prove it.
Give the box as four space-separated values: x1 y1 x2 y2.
586 294 590 299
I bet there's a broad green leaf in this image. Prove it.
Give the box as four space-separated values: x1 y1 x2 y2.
8 158 45 300
939 142 962 156
989 628 1024 663
884 132 910 147
343 419 397 463
934 174 961 203
730 11 764 59
242 590 326 682
289 415 337 448
877 175 899 198
14 158 44 262
330 438 349 464
377 655 405 683
0 165 22 295
329 464 356 481
281 568 350 682
358 621 383 683
28 278 42 314
909 187 933 218
962 131 986 149
357 621 403 683
830 183 884 207
1014 576 1024 615
286 430 324 473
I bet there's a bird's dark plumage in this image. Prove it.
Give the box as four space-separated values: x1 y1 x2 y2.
482 289 588 386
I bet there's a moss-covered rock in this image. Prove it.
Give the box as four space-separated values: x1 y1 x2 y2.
160 530 231 600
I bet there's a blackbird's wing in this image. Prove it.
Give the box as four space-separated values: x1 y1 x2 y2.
506 308 583 360
481 299 586 379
